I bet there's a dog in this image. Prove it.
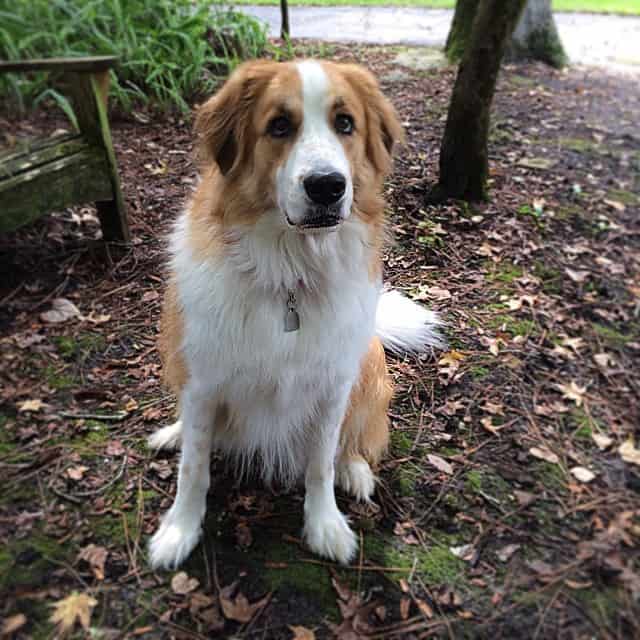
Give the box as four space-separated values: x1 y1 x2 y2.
147 59 445 570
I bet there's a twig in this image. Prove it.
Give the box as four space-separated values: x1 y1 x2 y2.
51 455 128 503
59 411 128 421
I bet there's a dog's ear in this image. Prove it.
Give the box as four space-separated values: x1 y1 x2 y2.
342 64 405 176
194 60 275 175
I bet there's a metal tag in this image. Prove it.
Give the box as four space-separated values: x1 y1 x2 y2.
284 308 300 332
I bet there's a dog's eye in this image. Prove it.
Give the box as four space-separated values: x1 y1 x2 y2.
268 116 292 138
335 114 354 135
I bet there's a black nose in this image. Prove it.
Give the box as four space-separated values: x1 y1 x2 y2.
303 172 346 206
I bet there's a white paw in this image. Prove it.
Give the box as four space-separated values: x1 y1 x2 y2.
304 508 358 565
336 459 376 502
148 509 201 570
148 420 182 451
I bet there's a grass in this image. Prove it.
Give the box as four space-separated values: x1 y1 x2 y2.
233 0 640 14
0 0 268 114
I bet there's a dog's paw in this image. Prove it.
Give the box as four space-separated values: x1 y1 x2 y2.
148 510 201 570
148 420 182 451
336 458 376 502
304 508 357 565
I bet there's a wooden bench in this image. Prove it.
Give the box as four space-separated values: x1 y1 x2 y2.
0 56 130 242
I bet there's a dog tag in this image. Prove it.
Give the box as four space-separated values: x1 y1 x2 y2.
285 288 300 332
285 307 300 332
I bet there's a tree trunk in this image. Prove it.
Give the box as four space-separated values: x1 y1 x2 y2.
445 0 565 68
434 0 527 202
507 0 567 68
444 0 479 63
280 0 290 39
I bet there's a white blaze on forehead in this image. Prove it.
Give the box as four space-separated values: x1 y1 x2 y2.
276 60 353 227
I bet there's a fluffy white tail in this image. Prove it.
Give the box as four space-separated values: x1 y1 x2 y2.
375 289 447 355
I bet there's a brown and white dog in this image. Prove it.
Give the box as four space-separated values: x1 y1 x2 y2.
147 60 445 569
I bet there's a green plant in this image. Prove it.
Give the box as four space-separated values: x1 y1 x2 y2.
0 0 267 114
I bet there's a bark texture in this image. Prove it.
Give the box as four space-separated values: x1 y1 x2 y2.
445 0 566 68
435 0 527 202
507 0 567 68
444 0 479 63
280 0 290 39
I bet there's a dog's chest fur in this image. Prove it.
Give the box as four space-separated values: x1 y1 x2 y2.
170 211 379 483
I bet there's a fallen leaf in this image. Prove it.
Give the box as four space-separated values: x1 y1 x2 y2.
603 199 625 212
399 596 410 620
289 625 316 640
18 399 44 413
450 544 474 561
593 352 615 368
235 521 253 548
513 490 536 507
497 544 520 562
427 454 453 475
49 592 97 636
425 286 452 300
565 268 590 284
220 582 269 623
570 466 596 483
529 447 559 465
517 157 556 170
40 298 81 323
78 544 108 580
482 401 504 415
555 381 587 407
481 416 502 436
592 433 613 450
66 465 89 481
619 438 640 466
171 571 199 595
1 613 27 635
416 598 434 619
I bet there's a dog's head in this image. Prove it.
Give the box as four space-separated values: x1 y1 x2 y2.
195 59 403 232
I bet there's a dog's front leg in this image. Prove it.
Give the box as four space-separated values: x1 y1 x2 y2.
149 382 216 569
303 383 357 565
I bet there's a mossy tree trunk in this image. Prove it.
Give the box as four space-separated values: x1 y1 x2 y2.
445 0 566 69
507 0 567 68
433 0 527 202
444 0 479 63
280 0 290 39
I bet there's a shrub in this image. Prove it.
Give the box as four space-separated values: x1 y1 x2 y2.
0 0 268 113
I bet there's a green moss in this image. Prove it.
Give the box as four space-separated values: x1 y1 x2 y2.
54 332 106 360
572 585 623 629
606 188 638 206
487 315 537 337
44 364 76 390
509 74 537 88
592 322 634 347
536 462 566 492
395 465 420 497
391 430 414 456
558 137 599 154
485 261 524 284
465 470 483 493
386 543 465 585
533 262 562 295
470 366 489 379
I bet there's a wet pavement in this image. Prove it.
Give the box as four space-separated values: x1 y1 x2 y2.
240 6 640 70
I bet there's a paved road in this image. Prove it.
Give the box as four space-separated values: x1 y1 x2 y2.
241 6 640 69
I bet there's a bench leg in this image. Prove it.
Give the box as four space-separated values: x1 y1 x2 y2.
96 198 130 242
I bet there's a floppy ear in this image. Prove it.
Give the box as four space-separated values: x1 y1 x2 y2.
194 60 274 175
342 64 405 176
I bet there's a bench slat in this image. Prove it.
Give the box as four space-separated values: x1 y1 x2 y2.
0 56 118 74
0 148 113 233
0 135 87 178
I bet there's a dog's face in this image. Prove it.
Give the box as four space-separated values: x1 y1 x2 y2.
195 59 403 232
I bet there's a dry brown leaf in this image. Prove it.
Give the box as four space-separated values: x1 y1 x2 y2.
565 268 590 284
40 298 81 323
289 625 316 640
497 544 520 562
171 571 199 595
593 352 615 368
570 466 596 483
513 490 536 507
220 582 269 623
399 596 411 620
529 447 559 465
78 544 108 580
619 438 640 466
18 399 44 413
427 454 453 475
592 433 613 450
1 613 27 635
416 598 434 619
555 381 587 407
66 465 89 481
603 198 625 212
49 592 97 636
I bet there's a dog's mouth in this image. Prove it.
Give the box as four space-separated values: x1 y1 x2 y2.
285 210 343 232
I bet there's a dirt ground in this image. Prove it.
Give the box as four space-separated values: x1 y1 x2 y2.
1 43 639 639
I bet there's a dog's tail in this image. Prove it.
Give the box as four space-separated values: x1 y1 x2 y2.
375 289 447 355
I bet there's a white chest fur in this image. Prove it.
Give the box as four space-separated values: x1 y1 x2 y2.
169 212 379 484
